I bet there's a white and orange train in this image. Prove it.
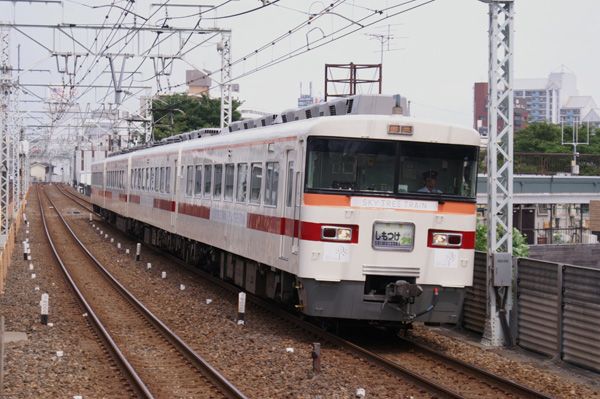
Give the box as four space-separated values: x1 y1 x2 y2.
91 94 480 325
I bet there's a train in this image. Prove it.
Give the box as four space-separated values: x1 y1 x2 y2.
91 94 480 326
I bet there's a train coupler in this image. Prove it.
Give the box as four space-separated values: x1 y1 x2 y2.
385 280 423 301
382 280 424 316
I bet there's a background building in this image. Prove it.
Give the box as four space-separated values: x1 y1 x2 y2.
474 69 600 132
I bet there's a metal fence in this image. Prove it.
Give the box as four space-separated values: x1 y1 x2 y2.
462 252 600 373
478 152 600 176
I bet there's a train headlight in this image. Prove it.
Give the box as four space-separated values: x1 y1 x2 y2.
322 226 352 241
431 232 462 247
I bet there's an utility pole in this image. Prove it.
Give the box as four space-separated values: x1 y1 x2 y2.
481 0 515 347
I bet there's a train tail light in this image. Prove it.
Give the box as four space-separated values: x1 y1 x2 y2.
321 226 352 241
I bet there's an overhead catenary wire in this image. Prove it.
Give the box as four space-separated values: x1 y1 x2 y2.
164 0 436 94
15 0 438 157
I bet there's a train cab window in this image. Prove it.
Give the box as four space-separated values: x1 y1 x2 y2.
186 166 193 196
213 164 223 199
397 142 478 196
305 137 478 200
203 165 212 199
306 138 394 192
236 163 248 203
265 162 279 207
224 164 234 201
250 163 263 205
194 165 202 197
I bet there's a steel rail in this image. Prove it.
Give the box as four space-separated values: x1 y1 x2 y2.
37 185 152 399
397 336 558 399
40 184 248 399
53 184 557 399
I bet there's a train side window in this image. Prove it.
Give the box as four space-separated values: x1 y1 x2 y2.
224 164 234 201
265 162 279 207
250 162 262 205
150 168 155 192
286 161 294 207
165 167 171 194
160 167 165 193
236 163 248 203
213 164 223 199
194 165 202 197
145 168 149 191
186 165 193 197
203 165 212 198
154 167 160 192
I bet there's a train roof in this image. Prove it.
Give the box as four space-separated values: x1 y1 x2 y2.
100 94 480 164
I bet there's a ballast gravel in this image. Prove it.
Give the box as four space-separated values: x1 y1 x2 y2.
1 189 599 399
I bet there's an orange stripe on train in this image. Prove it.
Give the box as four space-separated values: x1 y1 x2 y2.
303 193 476 214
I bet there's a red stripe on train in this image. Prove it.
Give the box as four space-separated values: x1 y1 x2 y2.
154 198 175 212
178 202 210 219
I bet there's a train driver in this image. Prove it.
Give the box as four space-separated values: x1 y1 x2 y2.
417 170 442 193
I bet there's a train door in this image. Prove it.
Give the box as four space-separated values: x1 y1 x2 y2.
280 149 298 260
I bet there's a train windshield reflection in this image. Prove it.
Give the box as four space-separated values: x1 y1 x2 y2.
305 137 478 198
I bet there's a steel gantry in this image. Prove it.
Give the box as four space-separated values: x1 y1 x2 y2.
0 25 12 240
217 32 232 129
481 0 515 347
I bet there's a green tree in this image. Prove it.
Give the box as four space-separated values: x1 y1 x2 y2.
514 122 570 153
475 224 530 257
152 93 242 141
514 122 600 154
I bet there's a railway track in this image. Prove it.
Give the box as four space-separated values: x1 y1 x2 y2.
106 227 558 399
51 183 559 399
39 184 247 399
55 183 94 212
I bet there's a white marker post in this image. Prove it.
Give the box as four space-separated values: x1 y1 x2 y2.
136 243 141 261
40 293 49 325
237 292 246 325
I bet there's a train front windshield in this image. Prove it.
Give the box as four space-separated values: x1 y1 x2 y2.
305 137 478 199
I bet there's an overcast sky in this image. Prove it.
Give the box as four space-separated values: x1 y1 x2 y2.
3 0 599 129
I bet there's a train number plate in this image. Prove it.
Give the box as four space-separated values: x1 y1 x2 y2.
372 222 415 251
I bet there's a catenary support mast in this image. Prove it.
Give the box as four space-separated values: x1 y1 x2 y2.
0 25 11 240
481 0 515 346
